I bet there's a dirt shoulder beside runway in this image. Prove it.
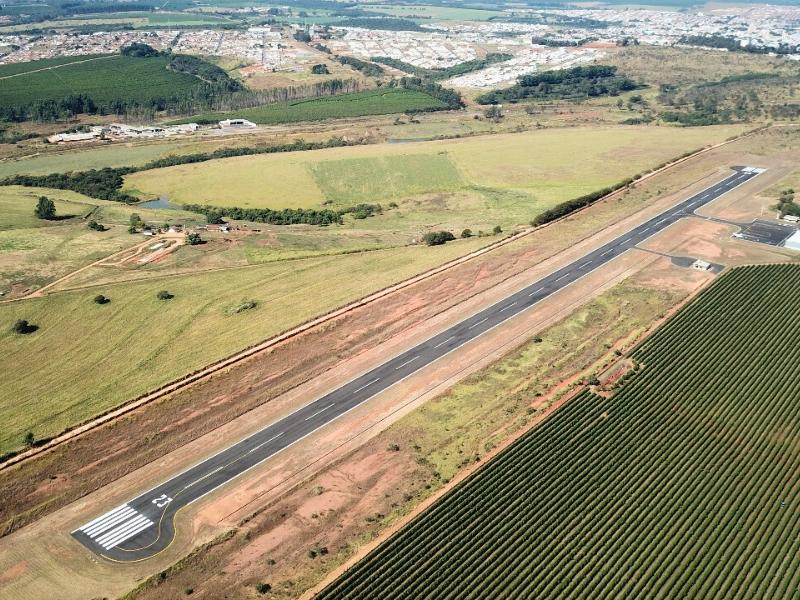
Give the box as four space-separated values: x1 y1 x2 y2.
1 126 795 541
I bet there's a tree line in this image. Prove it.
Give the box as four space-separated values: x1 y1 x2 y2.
370 53 512 81
476 65 639 105
184 202 384 226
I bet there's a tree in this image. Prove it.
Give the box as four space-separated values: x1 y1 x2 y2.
34 196 56 220
460 228 473 238
493 225 503 234
12 319 37 334
24 431 35 447
129 213 143 229
186 232 203 245
87 220 106 231
422 231 456 246
311 64 330 75
157 290 174 300
94 294 110 304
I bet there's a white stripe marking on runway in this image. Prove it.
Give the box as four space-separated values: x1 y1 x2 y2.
468 317 488 330
101 519 153 550
77 505 128 533
82 507 136 537
99 517 153 549
395 355 420 370
353 378 380 394
579 261 592 270
601 249 614 257
434 336 455 349
305 403 335 420
555 273 569 282
95 515 149 547
528 287 544 297
499 302 516 313
247 432 285 454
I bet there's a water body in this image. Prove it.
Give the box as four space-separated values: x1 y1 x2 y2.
137 196 183 210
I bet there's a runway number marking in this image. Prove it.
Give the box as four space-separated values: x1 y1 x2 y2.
152 494 173 508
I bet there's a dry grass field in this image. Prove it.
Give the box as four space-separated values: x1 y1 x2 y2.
0 236 488 455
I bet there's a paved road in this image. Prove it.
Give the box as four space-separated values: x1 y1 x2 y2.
72 166 764 561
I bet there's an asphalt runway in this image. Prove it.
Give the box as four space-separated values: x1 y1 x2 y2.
72 166 764 561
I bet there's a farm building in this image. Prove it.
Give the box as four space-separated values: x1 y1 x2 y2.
691 259 712 271
783 230 800 251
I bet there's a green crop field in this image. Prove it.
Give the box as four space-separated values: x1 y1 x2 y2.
182 88 448 125
0 55 106 78
320 264 800 599
0 55 201 109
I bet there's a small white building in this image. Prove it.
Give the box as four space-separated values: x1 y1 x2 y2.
691 259 712 271
784 230 800 251
219 118 257 129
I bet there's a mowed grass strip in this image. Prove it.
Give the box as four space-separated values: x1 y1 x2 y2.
0 55 200 108
318 264 800 600
310 153 463 204
125 124 746 210
0 237 487 455
181 88 448 125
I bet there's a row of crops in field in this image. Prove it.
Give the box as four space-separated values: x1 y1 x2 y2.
0 55 200 109
318 263 800 599
182 88 450 125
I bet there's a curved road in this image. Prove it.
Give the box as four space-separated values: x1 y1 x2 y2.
72 166 764 561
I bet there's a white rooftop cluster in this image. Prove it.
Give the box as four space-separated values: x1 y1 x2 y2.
327 27 477 69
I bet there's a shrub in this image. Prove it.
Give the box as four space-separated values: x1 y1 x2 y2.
460 228 473 238
255 582 271 594
156 290 174 300
311 63 330 75
24 431 35 447
422 231 456 246
186 232 203 245
94 294 110 305
493 225 503 234
12 319 37 334
87 220 106 231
